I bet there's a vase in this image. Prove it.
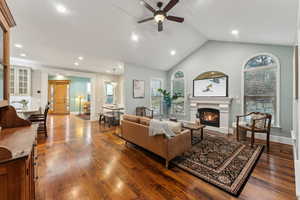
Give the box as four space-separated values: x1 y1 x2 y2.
163 102 171 118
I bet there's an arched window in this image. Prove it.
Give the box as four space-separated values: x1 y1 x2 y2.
172 71 185 114
243 54 280 126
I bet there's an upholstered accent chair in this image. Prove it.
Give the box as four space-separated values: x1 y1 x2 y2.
236 112 272 151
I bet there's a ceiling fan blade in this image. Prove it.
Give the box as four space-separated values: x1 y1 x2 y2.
163 0 179 12
138 17 154 23
158 21 163 32
140 0 156 13
167 15 184 23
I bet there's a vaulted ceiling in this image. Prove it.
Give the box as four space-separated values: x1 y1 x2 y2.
8 0 298 73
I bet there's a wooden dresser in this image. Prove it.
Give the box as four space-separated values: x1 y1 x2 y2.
0 125 38 200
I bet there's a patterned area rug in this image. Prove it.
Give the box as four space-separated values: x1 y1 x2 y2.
173 133 264 196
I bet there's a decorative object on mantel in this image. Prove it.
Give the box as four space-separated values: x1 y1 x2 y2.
157 88 179 117
172 133 264 196
193 71 228 97
133 80 145 98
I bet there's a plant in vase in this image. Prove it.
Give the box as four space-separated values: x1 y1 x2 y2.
157 88 179 117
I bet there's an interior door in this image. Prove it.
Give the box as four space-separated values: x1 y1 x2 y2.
49 80 70 114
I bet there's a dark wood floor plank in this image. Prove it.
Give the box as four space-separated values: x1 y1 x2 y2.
35 115 296 200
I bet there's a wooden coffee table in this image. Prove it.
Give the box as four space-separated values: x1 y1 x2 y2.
182 123 206 144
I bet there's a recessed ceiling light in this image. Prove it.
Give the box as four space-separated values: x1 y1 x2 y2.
231 29 239 36
56 4 67 14
74 62 79 66
170 50 176 56
131 33 139 42
20 53 26 57
106 70 111 73
140 1 145 5
15 44 23 48
78 56 84 60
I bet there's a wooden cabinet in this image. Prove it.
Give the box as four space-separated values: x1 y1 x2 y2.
0 125 37 200
10 67 32 96
0 0 16 105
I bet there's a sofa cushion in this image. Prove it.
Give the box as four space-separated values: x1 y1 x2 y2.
123 114 140 123
140 117 150 126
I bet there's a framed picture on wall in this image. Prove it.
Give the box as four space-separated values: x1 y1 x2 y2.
193 71 228 97
133 80 145 98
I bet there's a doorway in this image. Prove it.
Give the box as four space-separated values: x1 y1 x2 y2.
48 80 70 114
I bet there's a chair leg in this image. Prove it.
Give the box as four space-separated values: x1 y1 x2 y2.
44 122 48 137
267 131 270 152
165 160 169 169
251 131 255 148
99 114 102 123
236 127 240 141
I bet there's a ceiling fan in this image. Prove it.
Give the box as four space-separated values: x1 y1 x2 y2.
138 0 184 32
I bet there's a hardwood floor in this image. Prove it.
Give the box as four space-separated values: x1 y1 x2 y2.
36 115 296 200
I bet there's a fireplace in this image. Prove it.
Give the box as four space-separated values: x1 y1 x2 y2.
198 108 220 127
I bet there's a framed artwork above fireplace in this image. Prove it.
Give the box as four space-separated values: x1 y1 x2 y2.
193 71 228 97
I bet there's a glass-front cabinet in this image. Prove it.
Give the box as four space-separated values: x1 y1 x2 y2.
10 66 31 96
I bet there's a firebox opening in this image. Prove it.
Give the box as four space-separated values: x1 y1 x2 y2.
197 108 220 127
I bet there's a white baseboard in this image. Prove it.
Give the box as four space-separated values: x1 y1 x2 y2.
205 126 229 134
207 126 291 145
70 112 79 115
245 132 293 145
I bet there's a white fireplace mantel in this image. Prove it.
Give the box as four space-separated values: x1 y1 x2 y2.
189 96 233 134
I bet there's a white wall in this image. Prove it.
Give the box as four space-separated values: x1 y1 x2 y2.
168 40 294 138
94 73 124 116
124 63 167 115
294 29 300 198
10 58 124 121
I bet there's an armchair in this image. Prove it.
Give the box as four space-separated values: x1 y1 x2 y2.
236 112 272 151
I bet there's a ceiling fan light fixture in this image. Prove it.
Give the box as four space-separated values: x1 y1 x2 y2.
154 14 165 23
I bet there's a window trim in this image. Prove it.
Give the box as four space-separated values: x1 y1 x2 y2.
171 70 186 116
150 77 163 116
241 53 281 127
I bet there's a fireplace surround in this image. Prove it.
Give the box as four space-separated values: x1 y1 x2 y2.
190 96 233 134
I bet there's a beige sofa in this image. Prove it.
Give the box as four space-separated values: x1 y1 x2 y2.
121 115 191 168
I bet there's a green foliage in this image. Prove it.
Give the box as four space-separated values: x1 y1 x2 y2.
157 88 179 108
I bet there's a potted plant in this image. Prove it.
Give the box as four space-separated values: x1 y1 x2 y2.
157 88 179 117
